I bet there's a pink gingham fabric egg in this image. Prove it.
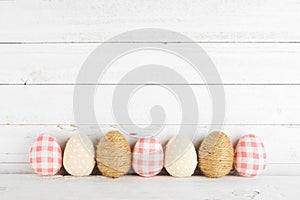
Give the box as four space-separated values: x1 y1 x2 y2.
29 134 62 176
234 134 267 177
132 137 164 177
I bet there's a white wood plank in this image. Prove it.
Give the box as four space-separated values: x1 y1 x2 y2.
0 175 299 200
1 43 300 84
0 125 298 164
0 163 32 174
1 0 300 42
0 85 299 124
263 163 300 176
2 163 300 176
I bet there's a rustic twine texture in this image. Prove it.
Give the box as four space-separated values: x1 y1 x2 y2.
198 131 234 178
96 131 131 178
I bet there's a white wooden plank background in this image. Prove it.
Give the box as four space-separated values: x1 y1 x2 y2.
1 0 300 179
1 43 300 84
0 85 299 125
1 0 300 43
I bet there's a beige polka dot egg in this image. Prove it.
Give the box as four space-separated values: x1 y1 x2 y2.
164 134 197 177
63 134 96 176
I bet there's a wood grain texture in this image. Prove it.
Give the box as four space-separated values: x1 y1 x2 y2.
0 0 300 42
0 175 299 200
0 85 299 124
1 43 300 84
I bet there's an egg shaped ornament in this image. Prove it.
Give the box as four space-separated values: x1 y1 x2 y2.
132 137 164 177
234 134 267 177
29 134 62 176
96 130 131 178
198 131 234 178
63 134 95 176
164 134 197 177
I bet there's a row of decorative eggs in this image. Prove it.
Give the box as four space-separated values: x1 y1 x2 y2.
29 131 266 178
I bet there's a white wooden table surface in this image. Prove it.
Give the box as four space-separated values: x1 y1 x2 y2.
0 175 298 200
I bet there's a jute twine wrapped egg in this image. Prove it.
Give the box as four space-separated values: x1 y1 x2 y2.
198 131 234 178
96 131 131 178
164 134 197 177
63 134 96 176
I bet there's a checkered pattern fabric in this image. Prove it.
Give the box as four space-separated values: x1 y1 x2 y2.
132 137 164 177
234 134 267 177
29 135 62 176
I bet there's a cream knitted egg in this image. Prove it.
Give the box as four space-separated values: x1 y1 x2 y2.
164 134 197 177
63 134 95 176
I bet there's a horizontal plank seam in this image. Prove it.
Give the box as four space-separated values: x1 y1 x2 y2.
2 83 300 86
0 123 300 127
2 41 300 44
